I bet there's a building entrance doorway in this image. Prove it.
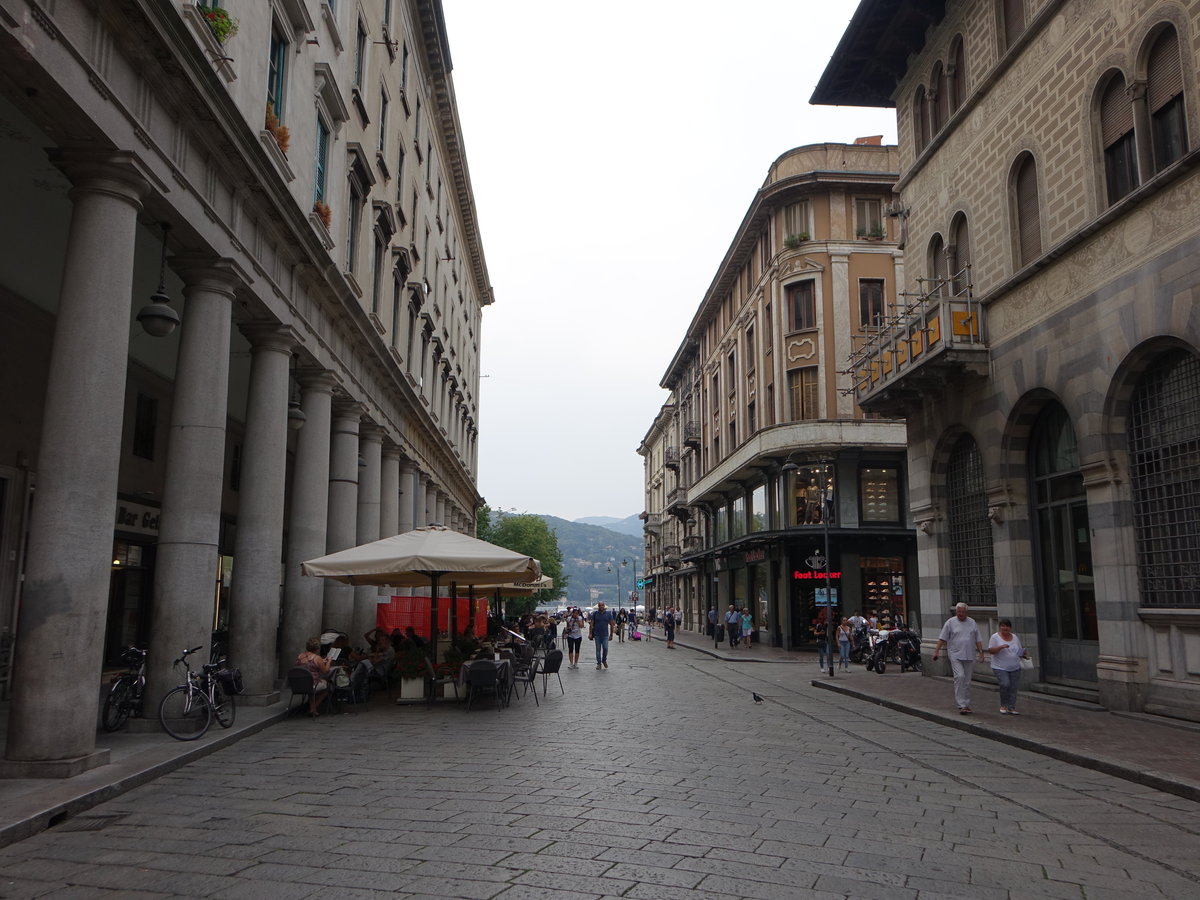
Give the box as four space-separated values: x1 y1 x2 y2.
1030 405 1098 684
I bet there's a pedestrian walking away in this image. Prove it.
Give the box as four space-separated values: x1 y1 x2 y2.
932 602 984 713
813 608 831 670
564 608 585 669
663 607 677 648
988 618 1029 714
725 605 741 649
707 606 717 637
591 601 615 669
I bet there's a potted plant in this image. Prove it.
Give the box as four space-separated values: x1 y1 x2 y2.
784 233 802 250
313 200 332 229
868 225 886 240
202 6 239 44
264 103 291 155
393 645 428 700
856 227 867 239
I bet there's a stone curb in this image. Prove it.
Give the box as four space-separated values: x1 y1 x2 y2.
813 679 1200 805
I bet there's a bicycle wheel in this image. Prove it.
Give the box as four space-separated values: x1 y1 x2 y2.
102 679 131 732
159 685 213 741
211 679 236 728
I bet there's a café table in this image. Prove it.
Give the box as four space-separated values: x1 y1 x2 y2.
459 657 515 707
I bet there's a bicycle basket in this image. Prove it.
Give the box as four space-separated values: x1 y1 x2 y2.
216 667 245 695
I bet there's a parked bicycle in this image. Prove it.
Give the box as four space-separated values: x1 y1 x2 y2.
159 645 237 740
102 646 147 732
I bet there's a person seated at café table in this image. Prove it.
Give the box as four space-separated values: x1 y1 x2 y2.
404 626 427 652
296 637 332 717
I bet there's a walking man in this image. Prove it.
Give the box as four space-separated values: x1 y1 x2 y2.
932 602 984 714
724 605 741 649
592 601 615 669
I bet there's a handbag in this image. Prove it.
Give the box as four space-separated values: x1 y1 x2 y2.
1019 656 1034 670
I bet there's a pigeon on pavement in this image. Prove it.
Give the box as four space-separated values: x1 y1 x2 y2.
752 692 764 703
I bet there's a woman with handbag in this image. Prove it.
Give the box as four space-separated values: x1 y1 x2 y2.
987 619 1030 715
564 608 585 670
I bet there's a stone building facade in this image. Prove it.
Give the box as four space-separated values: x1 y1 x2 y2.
640 142 917 649
0 0 490 772
815 0 1200 719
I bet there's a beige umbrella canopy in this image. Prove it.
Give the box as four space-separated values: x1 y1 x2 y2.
302 525 541 660
301 525 541 587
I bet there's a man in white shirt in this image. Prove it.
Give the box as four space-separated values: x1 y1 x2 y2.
932 602 984 713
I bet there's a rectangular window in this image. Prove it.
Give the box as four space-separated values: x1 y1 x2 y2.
784 200 810 239
267 27 288 120
750 484 766 533
747 400 756 435
346 178 363 273
859 279 885 328
1152 95 1187 173
1105 133 1138 204
371 233 385 313
353 19 367 87
314 116 330 203
716 505 728 544
786 281 816 331
728 419 736 452
731 494 746 539
855 198 883 237
745 324 755 373
378 92 389 156
133 393 157 460
787 367 819 421
860 466 900 523
764 301 773 345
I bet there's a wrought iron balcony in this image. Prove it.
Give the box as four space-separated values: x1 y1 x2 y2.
847 267 989 417
683 420 701 447
664 446 680 470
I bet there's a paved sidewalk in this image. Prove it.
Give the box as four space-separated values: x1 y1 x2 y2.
668 629 1200 803
0 697 293 849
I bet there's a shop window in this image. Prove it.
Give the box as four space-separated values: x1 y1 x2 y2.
859 466 900 523
731 494 746 539
861 557 906 622
787 463 834 526
750 484 766 533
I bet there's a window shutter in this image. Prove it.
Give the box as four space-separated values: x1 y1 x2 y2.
913 88 928 151
1016 156 1041 265
950 39 965 113
1100 75 1133 147
1147 29 1183 114
935 64 950 131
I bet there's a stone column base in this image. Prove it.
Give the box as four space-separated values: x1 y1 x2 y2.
0 749 111 779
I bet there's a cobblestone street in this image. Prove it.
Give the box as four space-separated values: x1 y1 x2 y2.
3 641 1199 899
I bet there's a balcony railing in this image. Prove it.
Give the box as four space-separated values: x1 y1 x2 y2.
682 534 703 551
664 545 682 568
847 266 989 416
666 487 689 518
683 420 700 447
664 446 680 470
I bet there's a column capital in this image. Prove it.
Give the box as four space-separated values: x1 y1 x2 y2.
48 146 162 206
332 399 367 420
238 322 300 353
359 423 385 444
382 444 403 461
296 368 339 393
171 254 251 297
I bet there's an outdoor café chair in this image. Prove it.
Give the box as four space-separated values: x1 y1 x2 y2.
425 656 460 706
464 660 502 712
286 666 330 716
510 656 542 706
539 648 565 697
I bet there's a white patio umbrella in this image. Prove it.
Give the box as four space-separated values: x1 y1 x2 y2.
301 525 541 661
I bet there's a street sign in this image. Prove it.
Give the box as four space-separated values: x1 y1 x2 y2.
637 577 652 589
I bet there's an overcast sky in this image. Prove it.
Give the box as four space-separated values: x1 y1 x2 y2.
442 1 896 523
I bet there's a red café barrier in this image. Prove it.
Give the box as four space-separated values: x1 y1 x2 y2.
376 595 487 638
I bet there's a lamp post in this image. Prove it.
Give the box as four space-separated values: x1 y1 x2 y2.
784 456 836 677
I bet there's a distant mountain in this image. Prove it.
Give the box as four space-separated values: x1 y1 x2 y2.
574 514 643 538
537 515 643 607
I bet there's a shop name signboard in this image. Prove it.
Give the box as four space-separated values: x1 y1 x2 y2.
745 549 766 563
115 501 161 537
792 570 841 580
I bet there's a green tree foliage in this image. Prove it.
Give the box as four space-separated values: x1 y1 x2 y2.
485 512 567 616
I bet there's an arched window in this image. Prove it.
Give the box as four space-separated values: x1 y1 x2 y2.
1129 349 1200 607
949 36 966 114
1012 152 1042 267
950 214 971 295
947 434 995 606
913 87 929 153
928 233 948 295
1100 71 1138 204
1002 0 1025 51
1146 26 1188 173
931 63 948 133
